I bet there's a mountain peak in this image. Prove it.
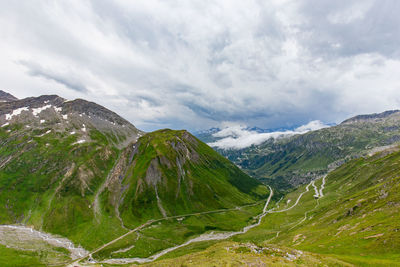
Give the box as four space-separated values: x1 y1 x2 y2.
0 93 142 148
0 90 18 102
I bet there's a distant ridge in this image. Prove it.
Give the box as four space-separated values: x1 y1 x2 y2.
341 110 400 124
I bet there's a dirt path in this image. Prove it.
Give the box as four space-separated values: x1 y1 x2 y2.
319 175 326 197
270 181 312 213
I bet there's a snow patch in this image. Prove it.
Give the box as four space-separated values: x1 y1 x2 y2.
36 130 51 137
54 106 62 112
40 119 45 124
32 105 52 117
62 114 68 120
81 124 86 132
1 122 9 127
5 107 29 120
70 131 76 135
75 140 86 144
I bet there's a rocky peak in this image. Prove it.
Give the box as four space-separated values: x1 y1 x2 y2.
0 93 143 148
62 98 130 125
0 90 18 102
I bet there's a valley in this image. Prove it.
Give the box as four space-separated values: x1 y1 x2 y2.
0 92 399 266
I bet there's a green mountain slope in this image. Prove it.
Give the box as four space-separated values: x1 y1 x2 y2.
116 129 269 227
149 146 400 266
233 146 400 266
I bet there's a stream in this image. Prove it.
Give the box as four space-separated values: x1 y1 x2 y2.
0 225 89 259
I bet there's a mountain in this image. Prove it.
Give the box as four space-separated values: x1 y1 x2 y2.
0 92 269 265
0 94 141 148
0 90 18 102
118 129 269 225
193 127 221 143
341 110 400 124
211 110 400 191
0 94 142 256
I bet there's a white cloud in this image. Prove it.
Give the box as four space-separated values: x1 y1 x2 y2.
208 120 330 149
295 120 329 132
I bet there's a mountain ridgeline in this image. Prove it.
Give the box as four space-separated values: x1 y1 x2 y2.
203 110 400 191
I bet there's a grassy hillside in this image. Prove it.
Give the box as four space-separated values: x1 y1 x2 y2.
147 146 400 266
269 150 400 265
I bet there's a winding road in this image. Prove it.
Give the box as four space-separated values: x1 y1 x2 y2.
72 174 328 266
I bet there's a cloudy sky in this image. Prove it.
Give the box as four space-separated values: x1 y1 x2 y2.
1 0 400 132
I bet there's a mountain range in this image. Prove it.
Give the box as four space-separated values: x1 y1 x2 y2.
0 90 399 266
198 111 400 192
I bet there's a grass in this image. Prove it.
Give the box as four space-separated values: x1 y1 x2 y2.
147 148 400 266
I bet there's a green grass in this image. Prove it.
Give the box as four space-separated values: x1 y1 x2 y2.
148 148 400 266
93 202 265 260
0 245 45 267
236 148 400 266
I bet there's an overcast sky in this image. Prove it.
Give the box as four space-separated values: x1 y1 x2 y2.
1 0 400 131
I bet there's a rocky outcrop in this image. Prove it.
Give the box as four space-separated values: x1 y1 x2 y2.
0 90 18 102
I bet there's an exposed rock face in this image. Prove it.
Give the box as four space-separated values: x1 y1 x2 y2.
0 90 18 102
145 159 162 186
